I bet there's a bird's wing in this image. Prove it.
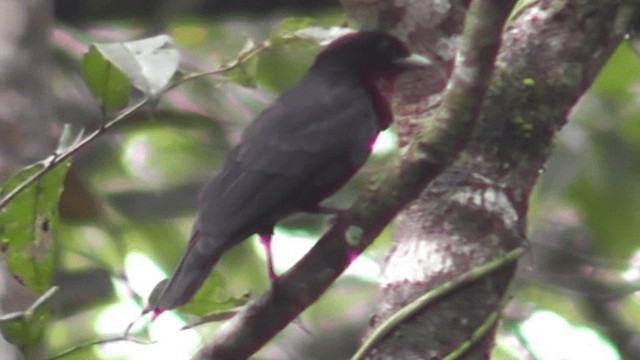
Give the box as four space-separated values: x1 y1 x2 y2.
197 77 378 238
237 77 376 174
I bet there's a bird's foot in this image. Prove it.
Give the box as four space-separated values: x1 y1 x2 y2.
259 233 278 281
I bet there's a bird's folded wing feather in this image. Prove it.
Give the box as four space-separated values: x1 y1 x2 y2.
197 77 377 237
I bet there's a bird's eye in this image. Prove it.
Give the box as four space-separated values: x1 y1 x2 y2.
377 39 392 54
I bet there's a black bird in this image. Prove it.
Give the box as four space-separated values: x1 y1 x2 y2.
152 30 428 315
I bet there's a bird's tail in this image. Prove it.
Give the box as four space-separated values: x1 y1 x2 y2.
151 230 223 314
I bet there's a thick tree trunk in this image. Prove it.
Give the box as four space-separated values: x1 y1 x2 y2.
368 1 635 359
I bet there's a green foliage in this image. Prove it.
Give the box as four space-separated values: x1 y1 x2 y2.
550 40 640 256
523 38 640 359
219 18 345 92
565 171 640 256
0 161 70 293
0 14 361 360
0 288 58 353
0 306 49 351
0 33 182 354
82 35 180 101
591 42 640 100
82 45 131 110
0 159 70 352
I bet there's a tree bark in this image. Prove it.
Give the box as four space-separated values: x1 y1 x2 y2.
368 1 637 359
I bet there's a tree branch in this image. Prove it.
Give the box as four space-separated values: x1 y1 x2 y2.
193 0 515 358
0 99 147 210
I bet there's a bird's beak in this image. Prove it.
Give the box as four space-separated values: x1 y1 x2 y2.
393 53 431 68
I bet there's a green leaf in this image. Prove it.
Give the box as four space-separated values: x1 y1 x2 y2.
83 35 180 98
82 45 131 110
0 160 71 293
0 162 69 352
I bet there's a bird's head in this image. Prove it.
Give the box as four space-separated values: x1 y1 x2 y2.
312 31 430 75
311 31 431 130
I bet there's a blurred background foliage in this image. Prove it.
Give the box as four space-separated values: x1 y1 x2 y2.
0 1 639 359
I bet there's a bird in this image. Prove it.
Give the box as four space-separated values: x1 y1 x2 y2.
151 30 429 315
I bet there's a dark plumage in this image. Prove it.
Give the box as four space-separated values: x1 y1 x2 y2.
153 31 427 314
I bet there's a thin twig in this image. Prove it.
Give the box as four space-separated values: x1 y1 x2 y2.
47 334 154 360
172 31 332 88
0 286 59 323
173 41 271 87
0 99 148 210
